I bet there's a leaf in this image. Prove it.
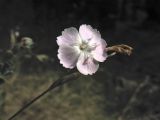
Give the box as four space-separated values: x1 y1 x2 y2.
36 54 49 62
21 37 34 49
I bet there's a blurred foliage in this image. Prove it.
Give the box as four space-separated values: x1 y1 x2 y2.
0 78 4 85
0 0 160 120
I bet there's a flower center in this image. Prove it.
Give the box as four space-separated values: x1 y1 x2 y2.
79 42 89 51
80 43 87 50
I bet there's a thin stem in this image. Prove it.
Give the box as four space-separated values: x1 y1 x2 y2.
8 87 50 120
118 76 150 120
8 72 80 120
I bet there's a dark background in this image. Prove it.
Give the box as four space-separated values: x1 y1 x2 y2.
0 0 160 51
0 0 160 120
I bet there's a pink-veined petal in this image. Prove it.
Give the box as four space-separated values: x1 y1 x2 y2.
57 27 81 46
91 39 107 62
76 53 99 75
58 45 80 69
79 24 101 42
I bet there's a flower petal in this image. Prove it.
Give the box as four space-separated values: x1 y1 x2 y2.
79 24 101 42
76 53 99 75
91 39 107 62
58 45 80 69
57 27 81 46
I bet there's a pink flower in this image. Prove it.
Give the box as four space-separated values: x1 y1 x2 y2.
57 24 107 75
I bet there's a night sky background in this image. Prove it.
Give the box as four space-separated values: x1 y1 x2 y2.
0 0 160 120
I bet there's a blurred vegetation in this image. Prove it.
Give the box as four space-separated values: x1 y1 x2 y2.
0 0 160 120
